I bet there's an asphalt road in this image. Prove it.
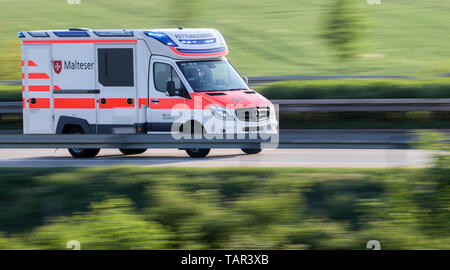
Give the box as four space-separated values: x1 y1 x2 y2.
0 148 432 168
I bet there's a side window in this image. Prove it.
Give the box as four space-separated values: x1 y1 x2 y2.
98 48 134 86
153 62 184 92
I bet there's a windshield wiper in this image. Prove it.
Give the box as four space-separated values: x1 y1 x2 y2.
227 88 246 91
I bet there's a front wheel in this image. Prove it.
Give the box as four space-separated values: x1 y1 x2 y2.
67 127 100 158
185 148 210 158
119 148 147 155
241 148 262 155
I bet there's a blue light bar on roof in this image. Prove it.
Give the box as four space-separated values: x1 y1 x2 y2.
17 32 25 38
94 31 134 37
179 38 216 45
143 31 177 47
28 31 50 38
54 31 90 37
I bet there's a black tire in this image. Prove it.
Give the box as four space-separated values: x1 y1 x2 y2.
241 148 262 155
67 127 100 158
185 148 210 158
182 121 211 158
119 148 147 155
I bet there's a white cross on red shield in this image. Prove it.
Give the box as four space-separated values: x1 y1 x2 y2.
53 60 62 74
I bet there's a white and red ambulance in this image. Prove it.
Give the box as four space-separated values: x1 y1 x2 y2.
18 28 278 158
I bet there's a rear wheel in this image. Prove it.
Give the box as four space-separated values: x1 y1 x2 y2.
67 127 100 158
119 148 147 155
241 148 262 155
185 148 211 158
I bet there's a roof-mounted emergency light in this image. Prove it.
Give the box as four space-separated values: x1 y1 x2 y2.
54 31 90 37
143 31 177 47
179 38 216 45
17 32 25 38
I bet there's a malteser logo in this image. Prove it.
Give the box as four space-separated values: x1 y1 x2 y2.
53 60 94 74
53 60 62 74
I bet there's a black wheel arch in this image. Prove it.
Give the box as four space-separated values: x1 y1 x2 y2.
56 116 94 134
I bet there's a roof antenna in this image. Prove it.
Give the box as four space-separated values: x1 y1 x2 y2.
171 21 183 30
123 24 127 31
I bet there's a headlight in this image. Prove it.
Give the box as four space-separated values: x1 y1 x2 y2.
210 105 235 120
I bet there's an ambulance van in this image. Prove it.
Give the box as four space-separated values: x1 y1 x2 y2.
18 28 278 158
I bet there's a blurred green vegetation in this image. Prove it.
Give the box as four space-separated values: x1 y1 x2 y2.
255 78 450 99
281 111 450 129
1 0 450 80
0 85 21 101
322 0 366 61
0 147 448 249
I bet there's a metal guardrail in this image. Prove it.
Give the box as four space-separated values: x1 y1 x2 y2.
0 132 415 149
0 101 22 114
1 99 450 115
273 98 450 112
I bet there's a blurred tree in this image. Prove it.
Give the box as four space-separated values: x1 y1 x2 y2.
168 0 207 27
323 0 366 61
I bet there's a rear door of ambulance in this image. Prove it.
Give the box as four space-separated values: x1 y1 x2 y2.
52 42 98 133
95 43 138 134
22 44 54 134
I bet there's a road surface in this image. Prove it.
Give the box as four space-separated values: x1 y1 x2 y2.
0 148 433 168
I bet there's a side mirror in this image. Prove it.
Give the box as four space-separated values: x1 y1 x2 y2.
243 76 249 85
165 81 178 96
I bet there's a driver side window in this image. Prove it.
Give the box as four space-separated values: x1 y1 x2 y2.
153 62 184 92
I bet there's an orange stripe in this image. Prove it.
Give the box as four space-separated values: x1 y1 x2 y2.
138 98 149 109
28 73 49 79
149 98 190 109
54 98 96 109
28 60 38 66
29 85 50 92
99 98 134 109
29 98 50 109
23 39 137 44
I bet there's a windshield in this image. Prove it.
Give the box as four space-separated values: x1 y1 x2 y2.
177 60 249 92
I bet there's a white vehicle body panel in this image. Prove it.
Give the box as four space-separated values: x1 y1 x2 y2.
19 28 278 136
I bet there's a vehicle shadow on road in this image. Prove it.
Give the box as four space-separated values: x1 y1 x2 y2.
4 151 248 167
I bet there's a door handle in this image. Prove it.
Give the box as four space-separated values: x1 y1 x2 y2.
151 99 160 104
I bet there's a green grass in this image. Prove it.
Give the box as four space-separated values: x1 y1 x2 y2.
0 165 448 249
1 0 450 80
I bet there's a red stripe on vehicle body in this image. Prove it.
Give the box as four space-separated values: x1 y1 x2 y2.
28 73 49 79
23 39 137 44
29 85 50 92
29 98 50 109
149 98 188 109
54 98 96 109
138 98 149 109
53 85 61 90
99 98 134 109
28 60 38 66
